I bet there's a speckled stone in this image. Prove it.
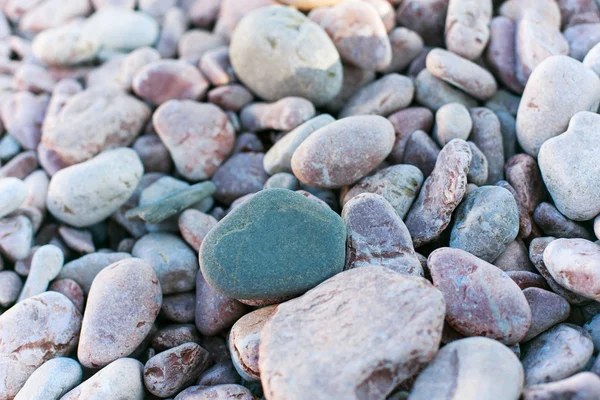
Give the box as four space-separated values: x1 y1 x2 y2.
200 189 346 301
342 193 423 276
78 258 162 368
428 247 532 345
14 357 82 400
450 186 519 262
260 266 445 400
342 164 423 220
523 287 571 341
521 324 594 386
409 337 523 400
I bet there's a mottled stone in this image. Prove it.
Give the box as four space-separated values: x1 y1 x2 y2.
14 357 82 400
151 324 202 352
445 0 492 60
0 271 21 308
534 202 592 239
260 267 445 400
201 189 346 300
291 116 394 188
57 252 131 293
402 130 441 177
405 139 472 247
429 247 532 345
241 97 315 132
507 271 551 290
144 343 212 397
197 362 241 387
523 287 571 341
521 324 593 386
49 279 84 313
31 21 99 66
409 337 523 400
78 258 162 368
469 108 504 184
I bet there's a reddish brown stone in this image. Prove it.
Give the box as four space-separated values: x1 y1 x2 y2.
387 107 434 163
49 278 85 313
151 324 202 352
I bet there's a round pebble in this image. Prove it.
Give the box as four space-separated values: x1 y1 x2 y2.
14 357 82 400
0 177 27 218
434 103 472 145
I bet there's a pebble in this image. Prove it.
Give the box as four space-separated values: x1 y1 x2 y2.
507 271 551 291
405 139 472 247
175 384 255 400
0 177 27 218
118 46 161 90
584 314 600 351
516 56 600 157
57 251 131 293
31 21 99 66
48 278 85 313
0 270 22 307
212 152 269 204
197 362 241 387
263 114 335 175
200 189 346 301
2 91 47 151
499 0 561 28
229 5 342 107
469 108 504 184
342 164 423 220
521 324 594 386
14 357 82 400
161 292 195 323
41 86 150 167
132 60 209 105
433 102 472 146
505 153 546 215
584 41 600 76
46 148 143 227
396 0 448 46
58 225 95 253
195 272 248 336
564 23 600 61
538 111 600 221
144 343 212 398
466 142 488 185
428 247 532 345
78 258 162 368
486 16 523 94
409 337 524 400
387 107 434 163
309 1 391 71
0 292 81 399
151 324 201 352
445 0 492 60
260 267 445 399
157 7 187 58
494 239 537 272
339 73 414 118
178 209 218 252
133 134 172 174
0 150 39 180
18 244 63 302
522 372 600 400
229 305 277 381
534 202 593 239
81 7 159 51
414 69 478 111
61 358 145 400
199 47 235 86
132 233 198 295
0 215 33 261
208 84 254 112
523 287 571 341
241 97 315 132
326 64 376 113
450 186 519 262
264 173 299 190
178 30 227 64
153 100 235 181
12 63 56 94
426 48 497 101
291 116 395 188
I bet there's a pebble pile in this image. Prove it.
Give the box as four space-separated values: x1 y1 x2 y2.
1 0 600 399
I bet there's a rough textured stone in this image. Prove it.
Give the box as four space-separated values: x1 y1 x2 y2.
151 324 202 352
409 337 523 400
260 266 445 400
200 189 346 301
429 247 532 345
78 258 162 368
342 193 423 276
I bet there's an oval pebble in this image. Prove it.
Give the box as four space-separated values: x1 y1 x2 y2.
0 271 22 308
178 209 217 252
212 152 269 205
534 202 592 240
240 97 315 132
57 251 131 293
522 372 600 400
175 384 255 400
523 287 571 342
14 357 82 400
434 102 472 146
444 0 492 60
0 177 27 218
78 258 162 368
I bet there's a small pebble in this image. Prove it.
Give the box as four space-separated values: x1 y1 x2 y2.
0 177 27 218
433 102 472 146
522 372 600 400
240 97 315 132
523 287 571 341
14 357 82 400
161 292 196 323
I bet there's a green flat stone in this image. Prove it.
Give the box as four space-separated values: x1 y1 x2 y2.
200 188 346 300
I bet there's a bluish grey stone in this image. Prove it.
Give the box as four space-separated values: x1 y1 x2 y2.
450 186 519 262
200 189 346 300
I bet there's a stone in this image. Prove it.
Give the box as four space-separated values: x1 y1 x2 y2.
229 305 277 381
264 173 299 190
428 247 532 345
0 151 39 180
342 193 423 276
0 271 21 308
564 22 600 61
57 252 131 293
2 91 47 150
523 287 571 341
132 233 198 295
179 209 218 252
156 7 187 58
383 27 424 73
208 85 254 112
522 372 600 400
521 324 594 386
229 6 342 107
197 362 241 387
241 97 315 132
414 69 478 111
0 215 33 261
18 244 63 302
212 153 269 204
263 114 335 175
14 357 82 400
486 17 523 94
405 139 472 247
444 0 492 60
325 64 376 113
153 100 235 181
200 189 346 301
469 108 504 184
260 267 445 399
132 60 209 105
117 46 161 90
339 74 414 118
49 279 85 313
584 314 600 351
0 177 27 218
516 56 600 157
544 238 600 301
31 21 99 66
505 153 546 214
46 148 143 227
507 271 551 291
409 337 523 400
78 258 162 368
58 226 95 254
144 343 212 398
199 47 234 86
433 103 472 146
534 202 593 239
61 358 144 400
18 0 91 33
466 142 488 186
450 186 519 262
494 239 536 272
133 134 172 174
0 292 81 399
538 111 600 221
161 292 195 323
387 107 434 163
178 30 227 64
175 384 255 400
291 116 395 188
396 0 448 46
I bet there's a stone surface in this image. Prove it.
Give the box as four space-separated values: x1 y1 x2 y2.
46 148 143 227
342 193 423 276
402 130 441 178
450 186 519 262
0 271 22 308
151 324 201 352
428 247 532 345
387 107 434 163
175 384 255 400
0 177 27 218
469 108 504 184
200 189 346 300
409 337 523 400
534 202 593 239
445 0 492 60
78 258 162 368
241 97 315 132
523 287 571 341
18 244 63 302
414 69 478 111
212 152 269 204
522 372 600 400
161 292 195 323
57 252 131 293
229 6 342 107
466 141 488 185
0 215 33 261
179 209 218 252
260 266 445 400
49 279 84 313
14 357 82 400
494 239 536 272
538 111 600 221
434 102 472 146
